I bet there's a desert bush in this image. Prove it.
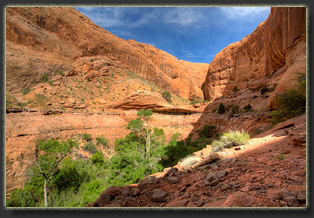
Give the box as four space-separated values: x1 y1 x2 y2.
162 91 172 103
275 72 306 114
42 73 49 83
96 136 109 148
269 110 285 126
218 103 225 114
269 72 306 126
83 141 98 154
243 104 252 112
233 86 238 92
198 125 216 138
82 133 92 142
231 105 239 114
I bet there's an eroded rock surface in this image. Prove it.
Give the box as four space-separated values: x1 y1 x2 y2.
87 114 306 208
6 7 208 100
203 7 306 109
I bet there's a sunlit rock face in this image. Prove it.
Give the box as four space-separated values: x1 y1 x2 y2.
6 7 208 100
203 7 306 106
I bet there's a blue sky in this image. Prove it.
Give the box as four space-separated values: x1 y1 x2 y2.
75 7 270 64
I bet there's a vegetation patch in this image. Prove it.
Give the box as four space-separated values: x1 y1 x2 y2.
218 103 225 114
179 155 201 168
243 104 252 112
212 130 250 152
269 72 306 126
162 91 172 103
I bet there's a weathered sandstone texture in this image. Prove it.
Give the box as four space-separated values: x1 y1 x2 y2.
6 7 208 100
203 7 306 107
111 90 206 114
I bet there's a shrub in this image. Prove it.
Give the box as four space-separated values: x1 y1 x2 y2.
218 103 225 114
269 72 306 125
91 151 104 166
212 108 218 113
261 87 268 95
96 137 109 149
198 125 216 138
81 180 102 206
253 95 258 99
6 188 37 207
42 73 49 83
162 91 172 103
275 73 306 114
233 86 238 92
83 142 97 154
82 133 92 142
243 104 252 112
58 70 64 75
231 105 239 114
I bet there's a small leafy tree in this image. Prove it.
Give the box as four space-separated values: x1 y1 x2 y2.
28 138 78 207
137 110 153 155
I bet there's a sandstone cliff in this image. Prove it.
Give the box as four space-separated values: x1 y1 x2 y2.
203 7 306 108
6 7 208 100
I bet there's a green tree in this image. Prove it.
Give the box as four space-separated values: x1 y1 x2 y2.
27 138 78 207
136 110 153 156
218 103 225 114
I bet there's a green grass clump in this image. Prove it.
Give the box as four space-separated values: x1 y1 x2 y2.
179 155 201 168
212 130 250 150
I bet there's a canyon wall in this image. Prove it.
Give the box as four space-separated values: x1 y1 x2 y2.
6 7 208 100
203 7 306 105
5 110 201 196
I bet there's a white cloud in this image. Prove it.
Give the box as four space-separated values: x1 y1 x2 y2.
220 7 270 20
76 7 126 27
162 7 204 26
